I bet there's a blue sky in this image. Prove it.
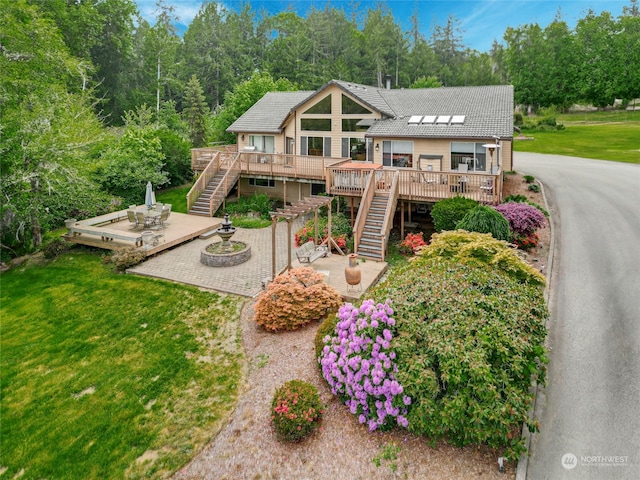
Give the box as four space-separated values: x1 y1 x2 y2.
136 0 629 52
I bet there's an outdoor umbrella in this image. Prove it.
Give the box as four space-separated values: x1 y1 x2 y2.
145 181 156 208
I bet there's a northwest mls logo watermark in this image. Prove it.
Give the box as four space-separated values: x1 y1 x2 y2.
561 453 578 470
562 452 630 469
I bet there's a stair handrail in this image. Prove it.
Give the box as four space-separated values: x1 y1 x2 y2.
352 172 377 255
187 151 221 211
207 152 241 215
378 170 400 260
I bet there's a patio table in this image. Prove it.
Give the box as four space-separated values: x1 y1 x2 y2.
135 207 160 228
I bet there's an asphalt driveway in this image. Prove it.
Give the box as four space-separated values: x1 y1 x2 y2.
515 153 640 479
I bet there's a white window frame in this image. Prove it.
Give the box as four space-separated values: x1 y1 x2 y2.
450 142 487 172
382 140 414 168
249 135 275 153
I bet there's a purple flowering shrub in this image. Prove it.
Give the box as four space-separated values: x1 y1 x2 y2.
319 300 411 432
494 202 546 237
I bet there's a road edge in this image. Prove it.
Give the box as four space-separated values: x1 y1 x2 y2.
515 177 556 480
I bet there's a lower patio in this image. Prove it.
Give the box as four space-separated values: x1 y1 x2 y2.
128 216 388 301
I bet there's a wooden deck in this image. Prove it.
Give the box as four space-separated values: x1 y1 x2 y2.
191 147 502 205
64 208 221 256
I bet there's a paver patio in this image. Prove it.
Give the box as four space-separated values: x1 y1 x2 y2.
128 217 387 300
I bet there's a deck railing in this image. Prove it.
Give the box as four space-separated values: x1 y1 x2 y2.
187 151 221 211
352 173 376 256
191 147 502 205
206 153 241 214
191 145 237 170
378 170 400 259
327 166 502 204
237 152 348 179
397 169 502 204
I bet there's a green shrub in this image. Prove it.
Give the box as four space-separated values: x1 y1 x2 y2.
271 380 324 442
528 183 541 193
503 194 528 203
42 238 70 259
420 230 545 285
102 247 147 272
254 267 343 331
315 315 338 361
369 257 548 459
430 196 479 232
456 205 512 242
523 175 535 183
223 193 274 220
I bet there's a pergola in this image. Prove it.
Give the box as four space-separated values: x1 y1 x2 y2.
269 195 344 278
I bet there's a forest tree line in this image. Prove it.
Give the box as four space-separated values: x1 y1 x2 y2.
1 0 639 257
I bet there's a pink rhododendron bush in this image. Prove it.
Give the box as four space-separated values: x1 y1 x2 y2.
319 300 411 432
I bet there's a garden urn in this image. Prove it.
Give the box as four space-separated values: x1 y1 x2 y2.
344 253 361 289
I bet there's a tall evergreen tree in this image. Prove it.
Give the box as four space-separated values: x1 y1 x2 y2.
183 75 209 147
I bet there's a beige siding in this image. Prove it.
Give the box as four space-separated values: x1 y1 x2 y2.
294 84 382 157
369 137 513 173
240 178 317 203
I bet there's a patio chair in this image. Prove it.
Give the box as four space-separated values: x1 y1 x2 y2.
127 210 141 229
480 178 494 195
158 208 170 229
136 211 155 229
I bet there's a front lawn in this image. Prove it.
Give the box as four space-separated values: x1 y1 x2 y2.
514 122 640 164
0 251 244 479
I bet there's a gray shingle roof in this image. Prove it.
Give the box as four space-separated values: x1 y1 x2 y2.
227 82 513 139
226 90 314 133
371 85 514 138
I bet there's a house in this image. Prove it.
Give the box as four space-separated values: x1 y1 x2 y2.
189 79 514 260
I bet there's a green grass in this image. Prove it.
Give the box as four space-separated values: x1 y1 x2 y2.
515 114 640 164
0 251 244 479
227 215 271 229
156 184 190 213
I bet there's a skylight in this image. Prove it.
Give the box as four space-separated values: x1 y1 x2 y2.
421 115 437 124
436 115 451 124
451 115 466 124
408 115 423 124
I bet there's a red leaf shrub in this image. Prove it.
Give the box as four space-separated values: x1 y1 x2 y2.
514 232 540 250
254 267 343 331
398 232 427 256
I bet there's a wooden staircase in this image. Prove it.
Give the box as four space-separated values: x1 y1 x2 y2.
188 169 239 216
356 193 393 260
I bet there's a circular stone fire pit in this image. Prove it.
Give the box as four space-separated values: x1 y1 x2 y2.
200 214 251 267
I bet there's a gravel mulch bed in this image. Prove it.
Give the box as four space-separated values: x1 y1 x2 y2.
172 300 515 480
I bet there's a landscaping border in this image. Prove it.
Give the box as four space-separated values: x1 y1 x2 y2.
515 177 556 480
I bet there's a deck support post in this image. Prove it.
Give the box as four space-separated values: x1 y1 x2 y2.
271 217 277 279
287 219 292 271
